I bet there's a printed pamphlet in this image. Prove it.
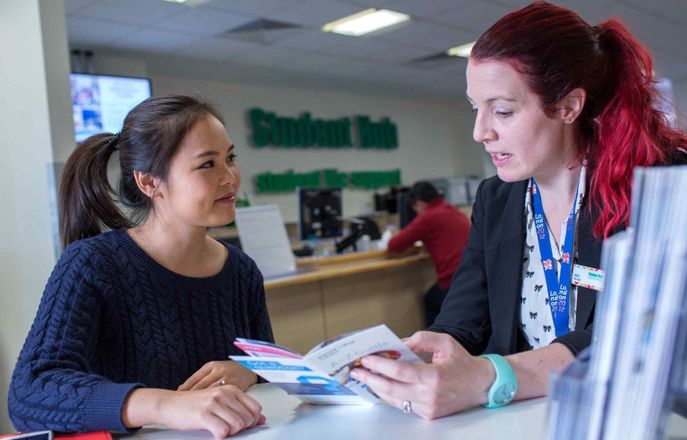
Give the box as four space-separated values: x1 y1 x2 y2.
231 324 422 404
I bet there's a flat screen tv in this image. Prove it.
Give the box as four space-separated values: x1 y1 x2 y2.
70 73 152 143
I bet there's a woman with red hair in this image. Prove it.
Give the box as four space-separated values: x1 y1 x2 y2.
352 1 687 418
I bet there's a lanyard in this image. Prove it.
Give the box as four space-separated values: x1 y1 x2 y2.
530 179 579 337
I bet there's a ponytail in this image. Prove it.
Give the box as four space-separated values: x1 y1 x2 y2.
58 133 131 248
588 19 687 237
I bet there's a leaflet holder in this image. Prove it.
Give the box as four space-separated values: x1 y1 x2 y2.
545 166 687 440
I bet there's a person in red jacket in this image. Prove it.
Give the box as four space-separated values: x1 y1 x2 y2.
387 181 470 325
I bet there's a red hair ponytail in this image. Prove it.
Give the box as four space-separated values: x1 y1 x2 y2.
589 19 685 237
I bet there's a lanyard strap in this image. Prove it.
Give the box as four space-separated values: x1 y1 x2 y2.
530 179 579 337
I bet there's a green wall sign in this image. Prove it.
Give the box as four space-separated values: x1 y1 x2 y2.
249 108 398 149
255 168 401 193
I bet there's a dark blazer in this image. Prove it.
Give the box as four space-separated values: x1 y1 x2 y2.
428 175 602 356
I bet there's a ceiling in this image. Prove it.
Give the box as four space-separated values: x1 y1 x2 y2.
64 0 687 100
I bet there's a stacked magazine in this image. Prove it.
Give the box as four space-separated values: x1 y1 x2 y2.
547 165 687 440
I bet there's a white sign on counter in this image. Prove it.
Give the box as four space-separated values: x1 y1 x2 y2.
234 205 296 279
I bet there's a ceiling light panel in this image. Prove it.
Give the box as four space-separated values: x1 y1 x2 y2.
322 8 411 37
447 41 475 58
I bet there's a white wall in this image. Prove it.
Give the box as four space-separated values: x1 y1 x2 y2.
0 0 72 433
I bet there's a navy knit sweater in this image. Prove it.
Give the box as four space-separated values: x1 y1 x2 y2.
8 230 274 433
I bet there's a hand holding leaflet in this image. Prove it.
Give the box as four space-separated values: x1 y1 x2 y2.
231 325 423 404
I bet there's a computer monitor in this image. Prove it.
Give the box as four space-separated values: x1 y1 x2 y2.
297 188 343 240
397 190 417 229
373 186 409 213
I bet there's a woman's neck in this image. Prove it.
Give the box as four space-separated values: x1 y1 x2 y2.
533 158 583 246
534 164 582 211
128 215 225 277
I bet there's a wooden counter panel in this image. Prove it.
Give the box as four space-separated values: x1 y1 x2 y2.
264 253 429 290
264 282 326 354
321 258 435 340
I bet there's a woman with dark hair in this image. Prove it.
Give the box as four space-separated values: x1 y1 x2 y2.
9 95 273 438
352 1 687 419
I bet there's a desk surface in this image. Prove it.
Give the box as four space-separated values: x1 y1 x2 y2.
123 384 545 439
264 249 429 290
121 384 687 440
119 384 687 440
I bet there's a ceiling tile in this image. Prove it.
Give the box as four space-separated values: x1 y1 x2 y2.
107 28 205 54
428 1 513 34
201 0 306 16
273 29 353 52
265 0 365 26
153 6 256 36
344 0 472 19
359 42 434 65
377 20 477 52
274 28 429 64
67 16 139 47
237 46 311 69
74 0 184 26
173 36 257 61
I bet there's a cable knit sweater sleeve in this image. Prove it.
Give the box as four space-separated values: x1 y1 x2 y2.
8 241 142 433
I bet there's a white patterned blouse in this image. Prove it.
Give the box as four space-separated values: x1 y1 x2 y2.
520 167 587 349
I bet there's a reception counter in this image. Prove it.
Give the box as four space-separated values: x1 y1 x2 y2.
263 249 435 353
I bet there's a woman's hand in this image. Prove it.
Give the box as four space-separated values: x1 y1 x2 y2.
122 386 266 439
350 331 495 419
178 360 257 391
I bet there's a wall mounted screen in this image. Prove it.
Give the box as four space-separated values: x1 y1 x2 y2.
70 73 151 143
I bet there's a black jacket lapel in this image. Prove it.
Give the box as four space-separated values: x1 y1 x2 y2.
489 181 527 353
574 208 603 330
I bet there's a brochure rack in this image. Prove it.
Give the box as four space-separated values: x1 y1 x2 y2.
546 166 687 440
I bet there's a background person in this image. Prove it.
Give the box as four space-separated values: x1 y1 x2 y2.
352 1 687 419
8 95 273 439
387 181 470 325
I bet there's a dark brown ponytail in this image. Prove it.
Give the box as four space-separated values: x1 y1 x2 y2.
59 95 225 248
59 133 131 248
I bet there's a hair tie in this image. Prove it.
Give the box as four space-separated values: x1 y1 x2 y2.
108 132 120 152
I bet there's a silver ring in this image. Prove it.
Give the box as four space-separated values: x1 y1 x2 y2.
402 400 412 414
218 379 226 386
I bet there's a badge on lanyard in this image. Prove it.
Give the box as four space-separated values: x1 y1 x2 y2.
572 264 605 291
530 178 579 337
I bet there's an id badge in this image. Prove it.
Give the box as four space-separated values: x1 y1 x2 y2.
572 264 604 291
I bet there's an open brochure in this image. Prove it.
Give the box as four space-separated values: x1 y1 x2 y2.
231 324 423 405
